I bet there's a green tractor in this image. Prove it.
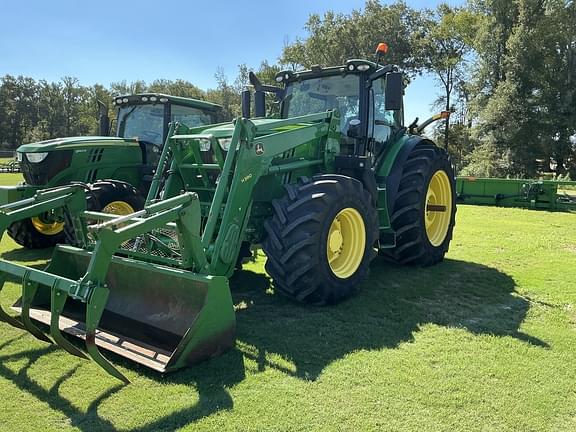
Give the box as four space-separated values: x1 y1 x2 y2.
0 50 456 382
4 94 223 248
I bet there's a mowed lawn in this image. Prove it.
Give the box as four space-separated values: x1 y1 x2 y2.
0 172 575 432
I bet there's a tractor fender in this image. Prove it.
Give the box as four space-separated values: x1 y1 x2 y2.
385 136 435 212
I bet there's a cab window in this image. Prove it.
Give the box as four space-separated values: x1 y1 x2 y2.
282 74 360 136
171 105 214 128
370 77 400 145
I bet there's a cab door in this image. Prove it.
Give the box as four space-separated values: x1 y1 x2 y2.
368 77 403 156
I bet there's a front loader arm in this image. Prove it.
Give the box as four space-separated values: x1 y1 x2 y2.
0 185 87 235
207 112 341 277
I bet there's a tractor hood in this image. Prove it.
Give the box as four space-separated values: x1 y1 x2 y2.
17 136 139 153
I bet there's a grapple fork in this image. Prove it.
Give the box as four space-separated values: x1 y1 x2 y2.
50 282 87 359
0 274 24 329
84 287 130 384
0 190 235 382
20 271 52 343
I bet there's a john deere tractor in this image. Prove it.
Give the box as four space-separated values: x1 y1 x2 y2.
4 94 223 248
0 49 456 382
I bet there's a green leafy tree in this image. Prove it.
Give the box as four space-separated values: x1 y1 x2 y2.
281 0 424 74
470 0 576 177
419 4 478 149
0 75 40 147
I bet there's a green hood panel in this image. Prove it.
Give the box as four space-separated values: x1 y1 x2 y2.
18 136 139 153
201 118 299 138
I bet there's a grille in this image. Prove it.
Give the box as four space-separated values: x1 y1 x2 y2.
21 150 73 185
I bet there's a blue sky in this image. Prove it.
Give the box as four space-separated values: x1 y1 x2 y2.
1 0 463 122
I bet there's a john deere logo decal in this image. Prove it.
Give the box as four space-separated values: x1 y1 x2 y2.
255 143 264 156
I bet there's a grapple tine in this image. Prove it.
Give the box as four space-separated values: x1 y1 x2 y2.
21 271 52 343
0 305 24 329
50 283 87 359
0 274 24 329
85 287 130 384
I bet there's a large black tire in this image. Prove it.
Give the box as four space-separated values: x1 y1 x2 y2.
64 180 144 246
262 175 378 305
7 217 66 249
380 142 456 266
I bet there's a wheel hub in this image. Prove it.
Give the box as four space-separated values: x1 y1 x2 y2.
31 216 64 236
102 201 135 215
329 225 344 253
326 208 366 279
425 170 452 246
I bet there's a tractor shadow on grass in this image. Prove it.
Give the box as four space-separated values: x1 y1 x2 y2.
0 244 246 431
0 245 54 282
1 245 53 263
230 257 548 381
0 329 246 432
0 256 548 431
0 336 123 431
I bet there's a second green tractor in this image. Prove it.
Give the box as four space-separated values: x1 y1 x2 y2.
0 52 456 382
5 94 223 248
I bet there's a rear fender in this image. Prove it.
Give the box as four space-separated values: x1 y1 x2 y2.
383 136 432 212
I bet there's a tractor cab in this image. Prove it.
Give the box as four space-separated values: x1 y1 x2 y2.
246 53 404 160
111 94 223 166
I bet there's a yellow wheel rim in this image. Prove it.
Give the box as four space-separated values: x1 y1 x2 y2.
425 170 453 247
102 201 135 215
326 207 366 279
31 217 64 236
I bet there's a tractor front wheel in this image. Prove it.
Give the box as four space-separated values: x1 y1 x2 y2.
7 215 66 249
64 180 144 246
263 175 378 305
380 142 456 265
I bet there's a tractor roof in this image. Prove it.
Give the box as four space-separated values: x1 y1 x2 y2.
275 59 385 84
112 93 222 112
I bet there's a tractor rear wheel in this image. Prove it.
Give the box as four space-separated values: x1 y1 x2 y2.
7 215 66 249
380 142 456 265
64 180 144 246
263 175 378 305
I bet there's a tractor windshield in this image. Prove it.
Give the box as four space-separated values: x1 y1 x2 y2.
282 74 360 135
117 104 165 145
117 104 215 146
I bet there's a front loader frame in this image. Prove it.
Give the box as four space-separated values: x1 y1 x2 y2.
0 111 346 381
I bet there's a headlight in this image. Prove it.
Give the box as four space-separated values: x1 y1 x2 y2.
198 138 211 152
218 138 232 151
25 152 49 163
16 152 22 162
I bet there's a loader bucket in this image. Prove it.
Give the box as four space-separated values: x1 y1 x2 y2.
9 245 236 375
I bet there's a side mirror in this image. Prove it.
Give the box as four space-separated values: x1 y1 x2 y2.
385 72 403 111
347 119 362 138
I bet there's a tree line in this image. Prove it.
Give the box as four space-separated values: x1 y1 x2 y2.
1 0 574 178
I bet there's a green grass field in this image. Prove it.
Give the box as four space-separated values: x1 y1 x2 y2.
0 172 575 431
